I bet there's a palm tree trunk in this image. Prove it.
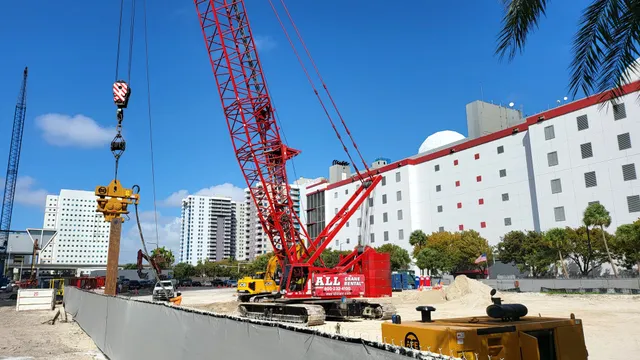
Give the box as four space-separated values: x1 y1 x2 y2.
558 250 569 278
600 225 618 278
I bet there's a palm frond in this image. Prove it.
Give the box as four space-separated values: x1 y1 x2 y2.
495 0 550 61
569 0 640 104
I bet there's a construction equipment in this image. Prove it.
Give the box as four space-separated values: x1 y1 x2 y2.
381 289 588 359
193 0 394 326
136 249 165 280
236 255 280 302
0 67 28 273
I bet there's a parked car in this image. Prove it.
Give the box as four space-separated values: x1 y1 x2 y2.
152 280 175 301
192 281 202 287
203 280 212 286
211 279 225 287
180 279 192 287
224 279 237 287
128 280 141 290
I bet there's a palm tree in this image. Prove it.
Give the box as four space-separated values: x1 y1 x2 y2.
545 227 570 278
583 203 618 277
496 0 640 103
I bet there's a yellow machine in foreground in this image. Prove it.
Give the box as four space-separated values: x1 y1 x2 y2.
382 289 587 360
237 255 279 302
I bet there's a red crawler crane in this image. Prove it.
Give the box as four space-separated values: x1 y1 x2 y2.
194 0 394 325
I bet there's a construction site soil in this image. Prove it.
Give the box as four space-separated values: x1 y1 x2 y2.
188 277 640 360
0 304 105 360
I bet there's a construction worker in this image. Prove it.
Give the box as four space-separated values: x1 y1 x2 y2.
169 292 182 306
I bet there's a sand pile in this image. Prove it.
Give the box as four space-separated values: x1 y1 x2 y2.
395 288 446 305
444 275 496 307
191 301 239 315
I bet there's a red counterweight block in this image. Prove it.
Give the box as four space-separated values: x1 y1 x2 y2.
361 250 392 297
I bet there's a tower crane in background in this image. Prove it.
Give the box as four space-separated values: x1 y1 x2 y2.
194 0 395 325
0 67 29 275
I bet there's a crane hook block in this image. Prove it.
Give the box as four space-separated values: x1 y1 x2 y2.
95 179 140 222
113 80 131 109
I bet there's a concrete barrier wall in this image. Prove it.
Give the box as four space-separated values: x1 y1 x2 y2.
64 287 457 360
481 278 640 292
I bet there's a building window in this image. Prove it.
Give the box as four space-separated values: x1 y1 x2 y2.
544 125 555 140
357 218 362 227
368 198 374 207
476 175 482 182
504 217 512 226
627 195 640 212
396 191 402 201
395 172 401 182
383 212 388 222
434 164 440 172
478 198 484 205
614 103 627 120
480 221 486 228
345 189 348 195
334 192 338 198
346 238 350 244
369 215 374 224
457 202 462 209
584 171 597 188
370 233 375 243
554 206 566 222
382 176 386 186
580 142 593 159
358 234 362 243
551 178 563 194
436 185 441 192
382 194 387 204
437 205 443 213
474 153 480 160
588 201 600 206
502 193 509 201
397 209 403 220
438 226 445 232
398 229 404 240
384 231 389 241
547 151 559 167
458 224 464 231
618 132 632 150
499 169 507 178
455 180 461 187
577 115 589 131
454 159 459 166
497 145 504 154
334 208 338 214
623 163 637 181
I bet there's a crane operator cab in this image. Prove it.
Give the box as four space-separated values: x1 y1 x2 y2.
280 264 310 294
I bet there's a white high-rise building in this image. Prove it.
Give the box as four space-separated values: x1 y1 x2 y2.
40 190 111 265
179 195 235 265
233 201 250 261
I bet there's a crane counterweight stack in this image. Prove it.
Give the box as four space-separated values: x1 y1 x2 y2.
0 67 29 273
194 0 395 325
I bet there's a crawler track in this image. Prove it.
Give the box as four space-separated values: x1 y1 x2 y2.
238 302 326 326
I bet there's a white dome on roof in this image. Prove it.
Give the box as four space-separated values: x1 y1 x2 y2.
418 130 465 154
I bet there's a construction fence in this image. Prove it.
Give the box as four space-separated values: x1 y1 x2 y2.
481 278 640 293
63 287 458 360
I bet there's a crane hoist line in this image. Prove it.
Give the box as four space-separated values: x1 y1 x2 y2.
194 0 396 326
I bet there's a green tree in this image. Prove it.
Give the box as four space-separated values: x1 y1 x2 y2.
173 262 197 280
614 220 640 270
564 226 611 276
320 249 353 268
150 247 175 269
454 230 494 274
583 203 618 277
545 227 570 278
497 230 555 277
122 263 138 270
247 252 273 275
376 244 411 271
496 0 640 103
409 230 428 257
415 247 448 276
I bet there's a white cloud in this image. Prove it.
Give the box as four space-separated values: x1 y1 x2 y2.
254 35 276 52
35 113 116 148
161 183 245 207
120 210 182 263
0 176 50 207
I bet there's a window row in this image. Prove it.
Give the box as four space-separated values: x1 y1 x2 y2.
433 145 506 172
544 103 627 141
546 133 632 168
434 169 508 192
351 210 405 226
335 228 406 247
549 163 637 194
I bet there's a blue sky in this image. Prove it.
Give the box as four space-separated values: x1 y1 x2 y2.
0 1 588 262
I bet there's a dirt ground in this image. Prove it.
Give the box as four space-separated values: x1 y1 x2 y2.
0 303 104 360
186 279 640 360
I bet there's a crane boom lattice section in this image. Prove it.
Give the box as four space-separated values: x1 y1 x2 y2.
194 0 306 265
0 67 28 255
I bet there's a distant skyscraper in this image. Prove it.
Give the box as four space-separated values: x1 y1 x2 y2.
40 189 111 264
233 201 249 261
179 195 235 265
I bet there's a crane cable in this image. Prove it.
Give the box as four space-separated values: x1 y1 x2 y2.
266 0 372 181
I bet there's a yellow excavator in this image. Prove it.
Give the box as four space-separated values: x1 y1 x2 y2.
237 255 279 302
